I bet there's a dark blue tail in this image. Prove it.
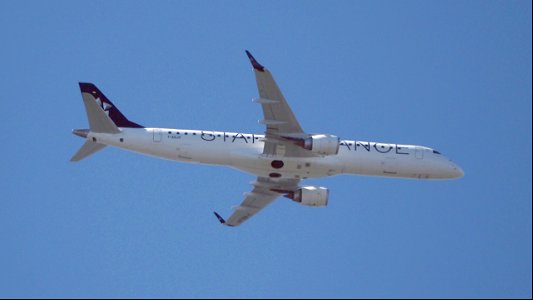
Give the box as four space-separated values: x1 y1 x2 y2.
78 82 143 128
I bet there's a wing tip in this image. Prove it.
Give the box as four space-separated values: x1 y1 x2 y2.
213 211 226 225
245 50 265 72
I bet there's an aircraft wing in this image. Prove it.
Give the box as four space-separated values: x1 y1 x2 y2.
246 50 314 157
246 50 305 136
213 52 312 227
214 177 300 227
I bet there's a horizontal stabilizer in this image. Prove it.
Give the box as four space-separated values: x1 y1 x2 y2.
70 140 106 162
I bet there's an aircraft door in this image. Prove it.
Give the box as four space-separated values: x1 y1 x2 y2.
415 147 424 159
153 129 162 143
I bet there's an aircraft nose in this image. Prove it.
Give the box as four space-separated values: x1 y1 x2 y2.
450 163 464 178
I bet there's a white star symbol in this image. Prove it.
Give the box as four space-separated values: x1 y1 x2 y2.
95 97 112 116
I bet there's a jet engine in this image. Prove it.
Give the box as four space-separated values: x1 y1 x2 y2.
299 134 340 155
286 186 329 207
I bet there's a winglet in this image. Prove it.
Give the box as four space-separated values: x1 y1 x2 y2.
213 212 227 225
245 50 265 72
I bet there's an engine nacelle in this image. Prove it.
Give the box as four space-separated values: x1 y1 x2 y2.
302 134 340 155
288 186 329 207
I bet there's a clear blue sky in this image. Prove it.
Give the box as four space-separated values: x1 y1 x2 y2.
0 1 531 298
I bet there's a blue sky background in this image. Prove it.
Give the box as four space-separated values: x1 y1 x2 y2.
0 1 531 298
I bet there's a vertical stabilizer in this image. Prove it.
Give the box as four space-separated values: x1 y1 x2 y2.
79 83 143 128
80 89 120 133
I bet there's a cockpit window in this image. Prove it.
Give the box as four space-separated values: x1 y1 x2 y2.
433 150 441 155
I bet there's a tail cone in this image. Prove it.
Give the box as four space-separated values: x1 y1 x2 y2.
72 129 89 138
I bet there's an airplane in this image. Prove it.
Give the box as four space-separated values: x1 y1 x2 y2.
71 50 464 227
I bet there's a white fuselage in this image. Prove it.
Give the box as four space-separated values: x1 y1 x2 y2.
88 127 464 180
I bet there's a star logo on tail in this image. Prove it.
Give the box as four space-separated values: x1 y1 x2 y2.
95 97 112 116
